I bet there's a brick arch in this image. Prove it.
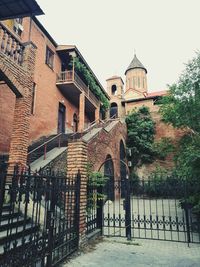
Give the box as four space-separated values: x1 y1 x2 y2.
87 120 127 178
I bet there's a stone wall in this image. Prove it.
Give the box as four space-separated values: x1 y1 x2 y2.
43 150 67 175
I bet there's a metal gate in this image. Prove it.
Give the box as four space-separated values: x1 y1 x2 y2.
103 177 200 244
0 165 80 267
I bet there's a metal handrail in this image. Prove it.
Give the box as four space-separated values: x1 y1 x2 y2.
27 132 63 160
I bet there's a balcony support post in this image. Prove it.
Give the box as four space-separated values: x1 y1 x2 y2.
78 92 85 132
95 105 100 123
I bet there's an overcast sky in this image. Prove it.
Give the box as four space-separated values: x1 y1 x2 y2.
36 0 200 92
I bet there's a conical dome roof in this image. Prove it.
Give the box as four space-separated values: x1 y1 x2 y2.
125 54 147 75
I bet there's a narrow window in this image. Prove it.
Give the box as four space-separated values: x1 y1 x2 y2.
31 83 36 115
111 85 117 95
143 78 145 88
138 77 140 88
46 46 54 69
133 77 135 88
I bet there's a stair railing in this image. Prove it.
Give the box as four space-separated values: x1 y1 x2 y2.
27 132 64 162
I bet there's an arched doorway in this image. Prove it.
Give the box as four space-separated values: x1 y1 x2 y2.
110 102 118 118
104 155 115 201
73 113 78 132
120 140 126 197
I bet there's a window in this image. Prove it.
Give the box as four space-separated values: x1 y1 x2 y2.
45 46 54 69
133 77 135 88
13 18 23 36
138 77 140 88
111 84 117 95
143 78 145 88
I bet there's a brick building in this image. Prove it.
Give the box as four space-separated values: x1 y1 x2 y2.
0 14 110 169
106 54 183 176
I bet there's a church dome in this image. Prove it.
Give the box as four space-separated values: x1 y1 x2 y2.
125 54 147 75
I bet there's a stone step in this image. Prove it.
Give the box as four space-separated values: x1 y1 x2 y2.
0 223 39 245
0 217 31 232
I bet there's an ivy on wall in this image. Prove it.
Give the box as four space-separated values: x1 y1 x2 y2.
70 57 110 111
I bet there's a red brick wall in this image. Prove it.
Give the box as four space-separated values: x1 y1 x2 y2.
0 84 16 153
88 121 127 177
1 18 94 147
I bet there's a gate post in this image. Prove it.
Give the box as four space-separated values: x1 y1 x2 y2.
125 176 131 240
67 139 88 244
96 184 103 234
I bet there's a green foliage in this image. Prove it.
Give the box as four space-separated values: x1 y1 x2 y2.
153 137 175 160
159 51 200 132
87 163 108 213
126 106 156 168
70 58 110 111
160 52 200 214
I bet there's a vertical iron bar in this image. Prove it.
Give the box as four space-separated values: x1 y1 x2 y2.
0 161 7 222
125 177 131 240
96 183 103 234
75 171 81 246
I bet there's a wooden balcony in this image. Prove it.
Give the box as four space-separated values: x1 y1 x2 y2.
56 70 99 109
0 22 25 66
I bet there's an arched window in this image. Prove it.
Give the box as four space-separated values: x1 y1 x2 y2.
111 84 117 95
73 113 78 132
104 155 114 201
110 102 118 118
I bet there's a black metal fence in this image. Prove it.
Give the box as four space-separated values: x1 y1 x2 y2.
103 177 200 244
0 165 80 267
86 181 103 236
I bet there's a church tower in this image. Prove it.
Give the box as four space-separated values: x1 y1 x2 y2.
124 54 148 100
106 76 125 118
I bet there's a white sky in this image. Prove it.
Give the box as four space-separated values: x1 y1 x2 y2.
36 0 200 92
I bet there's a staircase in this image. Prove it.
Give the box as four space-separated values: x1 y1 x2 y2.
0 204 39 255
27 118 121 172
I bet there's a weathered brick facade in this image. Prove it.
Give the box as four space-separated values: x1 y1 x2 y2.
87 121 127 177
0 41 36 171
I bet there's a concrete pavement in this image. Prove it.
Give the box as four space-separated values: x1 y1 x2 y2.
63 237 200 267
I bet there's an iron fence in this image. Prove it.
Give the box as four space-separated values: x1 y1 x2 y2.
103 177 200 244
0 165 80 267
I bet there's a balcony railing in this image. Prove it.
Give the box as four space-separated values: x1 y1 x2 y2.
0 22 25 66
57 70 99 107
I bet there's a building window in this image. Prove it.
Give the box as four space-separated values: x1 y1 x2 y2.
143 78 145 88
111 84 117 95
133 77 135 88
45 46 54 69
13 18 23 36
138 77 140 88
31 83 36 115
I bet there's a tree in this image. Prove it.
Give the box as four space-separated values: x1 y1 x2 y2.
160 52 200 214
126 106 156 170
160 51 200 133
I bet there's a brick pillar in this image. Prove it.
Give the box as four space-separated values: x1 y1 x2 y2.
8 91 32 172
78 93 85 132
67 139 88 244
7 43 36 173
95 105 100 122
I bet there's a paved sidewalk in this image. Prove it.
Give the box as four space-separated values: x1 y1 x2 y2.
63 237 200 267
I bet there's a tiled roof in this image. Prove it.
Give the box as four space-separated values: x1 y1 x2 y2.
125 54 147 74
